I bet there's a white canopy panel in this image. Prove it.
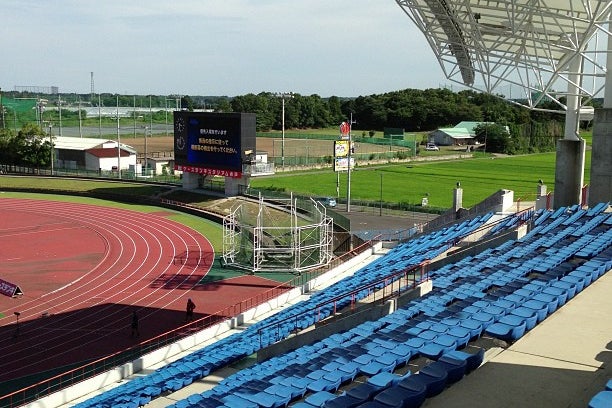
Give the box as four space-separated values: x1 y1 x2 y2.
395 0 612 110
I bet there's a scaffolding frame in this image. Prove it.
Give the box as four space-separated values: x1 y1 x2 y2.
222 194 333 273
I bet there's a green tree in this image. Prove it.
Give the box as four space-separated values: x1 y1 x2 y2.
215 98 232 113
11 124 52 168
474 123 511 154
181 95 195 111
0 128 17 164
327 96 344 125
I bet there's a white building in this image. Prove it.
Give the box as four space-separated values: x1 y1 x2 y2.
53 136 137 171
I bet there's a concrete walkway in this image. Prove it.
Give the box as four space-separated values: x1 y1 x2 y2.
423 270 612 408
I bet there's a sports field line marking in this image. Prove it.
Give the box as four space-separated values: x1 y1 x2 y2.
0 225 89 239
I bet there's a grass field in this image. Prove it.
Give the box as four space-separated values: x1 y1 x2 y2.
118 128 596 210
1 147 593 210
250 151 592 208
1 125 595 211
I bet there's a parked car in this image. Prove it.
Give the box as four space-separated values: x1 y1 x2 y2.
317 197 337 207
425 143 440 151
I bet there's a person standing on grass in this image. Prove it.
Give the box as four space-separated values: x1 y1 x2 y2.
131 310 140 337
186 298 196 322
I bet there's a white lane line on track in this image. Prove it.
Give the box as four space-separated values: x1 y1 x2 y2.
0 198 213 378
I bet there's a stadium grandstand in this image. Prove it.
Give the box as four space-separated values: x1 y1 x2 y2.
14 201 609 408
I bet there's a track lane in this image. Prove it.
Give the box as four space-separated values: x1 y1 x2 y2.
0 198 214 382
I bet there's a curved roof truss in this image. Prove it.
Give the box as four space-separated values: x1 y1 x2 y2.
395 0 612 111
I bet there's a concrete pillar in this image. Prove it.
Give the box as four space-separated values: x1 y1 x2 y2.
588 20 612 206
182 172 199 190
499 189 514 213
554 139 586 208
452 187 463 213
225 176 249 196
563 55 583 141
553 54 586 209
535 182 548 211
588 108 612 206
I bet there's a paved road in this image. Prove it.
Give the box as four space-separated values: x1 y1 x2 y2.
333 204 438 233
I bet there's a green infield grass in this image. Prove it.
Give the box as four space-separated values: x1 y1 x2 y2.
251 151 592 208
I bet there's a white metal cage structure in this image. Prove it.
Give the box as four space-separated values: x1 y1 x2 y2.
395 0 611 113
222 195 333 273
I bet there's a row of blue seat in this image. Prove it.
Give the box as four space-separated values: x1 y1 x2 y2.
77 212 497 408
80 204 610 408
186 205 610 407
588 379 612 408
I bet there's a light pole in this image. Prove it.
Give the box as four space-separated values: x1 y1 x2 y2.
57 96 63 137
36 99 47 128
143 125 149 176
98 94 102 137
0 87 4 129
275 92 293 169
78 98 83 138
116 96 121 180
346 112 356 212
48 123 53 175
379 172 383 216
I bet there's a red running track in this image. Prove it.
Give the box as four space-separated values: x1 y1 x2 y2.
0 197 219 383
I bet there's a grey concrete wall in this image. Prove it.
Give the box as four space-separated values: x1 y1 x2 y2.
436 226 526 270
182 172 199 189
588 108 612 206
256 281 432 362
554 138 586 208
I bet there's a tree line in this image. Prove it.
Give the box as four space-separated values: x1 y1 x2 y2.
0 87 596 161
3 87 588 133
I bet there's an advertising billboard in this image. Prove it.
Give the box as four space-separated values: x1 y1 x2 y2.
174 112 256 178
334 140 350 157
333 157 355 172
333 140 354 171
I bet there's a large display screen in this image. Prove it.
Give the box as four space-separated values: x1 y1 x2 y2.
174 112 256 178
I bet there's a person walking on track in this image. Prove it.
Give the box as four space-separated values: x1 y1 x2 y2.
186 298 196 322
131 310 140 337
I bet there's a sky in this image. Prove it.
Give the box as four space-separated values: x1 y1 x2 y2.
0 0 447 97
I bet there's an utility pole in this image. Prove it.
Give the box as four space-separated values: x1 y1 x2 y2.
98 94 102 137
379 172 383 216
57 96 63 137
48 123 53 175
0 87 4 129
116 96 121 180
346 112 356 212
143 125 149 176
78 98 83 138
275 92 293 170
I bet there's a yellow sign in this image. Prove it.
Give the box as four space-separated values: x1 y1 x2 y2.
334 140 349 157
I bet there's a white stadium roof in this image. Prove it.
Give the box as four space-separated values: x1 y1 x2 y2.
395 0 612 110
